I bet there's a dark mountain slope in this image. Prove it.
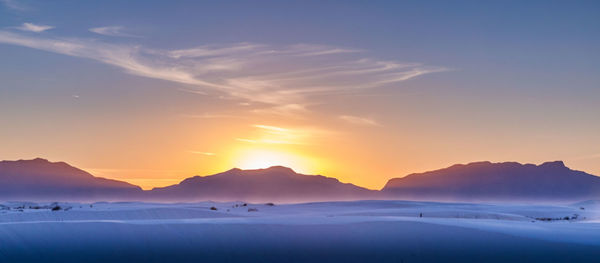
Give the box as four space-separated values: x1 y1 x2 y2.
150 166 377 202
0 158 142 201
383 161 600 201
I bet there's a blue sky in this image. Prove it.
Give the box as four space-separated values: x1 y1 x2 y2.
0 0 599 188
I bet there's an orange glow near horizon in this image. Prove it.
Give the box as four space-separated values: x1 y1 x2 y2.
7 112 600 193
13 115 600 192
233 149 303 170
1 1 600 194
223 144 327 176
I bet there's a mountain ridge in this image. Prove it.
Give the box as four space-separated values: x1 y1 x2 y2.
149 165 376 202
382 160 600 201
1 158 599 202
0 158 142 201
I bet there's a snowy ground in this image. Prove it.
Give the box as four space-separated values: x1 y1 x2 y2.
1 200 599 262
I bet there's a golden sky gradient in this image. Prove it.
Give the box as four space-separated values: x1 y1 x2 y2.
1 1 599 190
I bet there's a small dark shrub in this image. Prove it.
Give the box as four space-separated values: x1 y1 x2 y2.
242 203 248 207
51 206 61 211
265 203 275 206
210 206 218 211
248 208 258 212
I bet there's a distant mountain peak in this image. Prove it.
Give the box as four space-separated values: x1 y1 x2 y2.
3 158 74 171
383 160 600 201
539 160 566 168
0 158 142 201
225 168 243 173
220 166 297 176
2 157 49 164
262 165 296 173
151 165 374 202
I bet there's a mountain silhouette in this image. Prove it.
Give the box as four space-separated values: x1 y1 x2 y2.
2 158 599 202
382 161 600 201
0 158 142 201
0 158 375 202
149 166 377 202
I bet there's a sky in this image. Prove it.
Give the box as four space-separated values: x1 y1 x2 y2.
0 0 599 190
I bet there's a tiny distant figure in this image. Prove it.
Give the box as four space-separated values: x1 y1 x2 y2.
419 213 423 218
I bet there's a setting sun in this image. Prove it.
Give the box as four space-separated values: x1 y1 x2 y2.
232 148 304 170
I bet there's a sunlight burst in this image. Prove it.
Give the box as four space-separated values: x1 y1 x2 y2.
234 149 305 170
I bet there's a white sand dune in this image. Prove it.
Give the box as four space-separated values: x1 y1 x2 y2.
0 200 599 262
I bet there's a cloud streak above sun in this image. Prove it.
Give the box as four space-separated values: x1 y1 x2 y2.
188 151 216 156
0 28 447 114
235 124 330 145
339 115 381 126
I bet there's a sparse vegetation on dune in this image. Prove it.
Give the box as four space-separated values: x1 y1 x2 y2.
535 214 580 222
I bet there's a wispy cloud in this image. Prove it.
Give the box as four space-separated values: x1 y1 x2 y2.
253 124 289 132
177 88 207 95
236 138 258 143
16 23 54 33
251 104 309 117
1 0 27 11
339 115 381 126
0 30 220 88
235 124 330 145
188 151 216 156
0 29 447 115
180 113 241 119
168 42 264 59
89 26 139 37
284 43 361 56
236 138 295 145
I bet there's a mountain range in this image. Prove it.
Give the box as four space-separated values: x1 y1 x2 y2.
1 158 599 202
382 161 600 201
0 158 142 201
150 166 376 202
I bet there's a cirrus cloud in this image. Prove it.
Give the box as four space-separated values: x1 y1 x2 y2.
1 0 27 11
0 29 448 115
89 26 139 37
188 151 216 156
339 115 381 126
16 22 54 32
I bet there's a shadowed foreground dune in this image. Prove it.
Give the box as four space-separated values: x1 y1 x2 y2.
1 200 599 263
